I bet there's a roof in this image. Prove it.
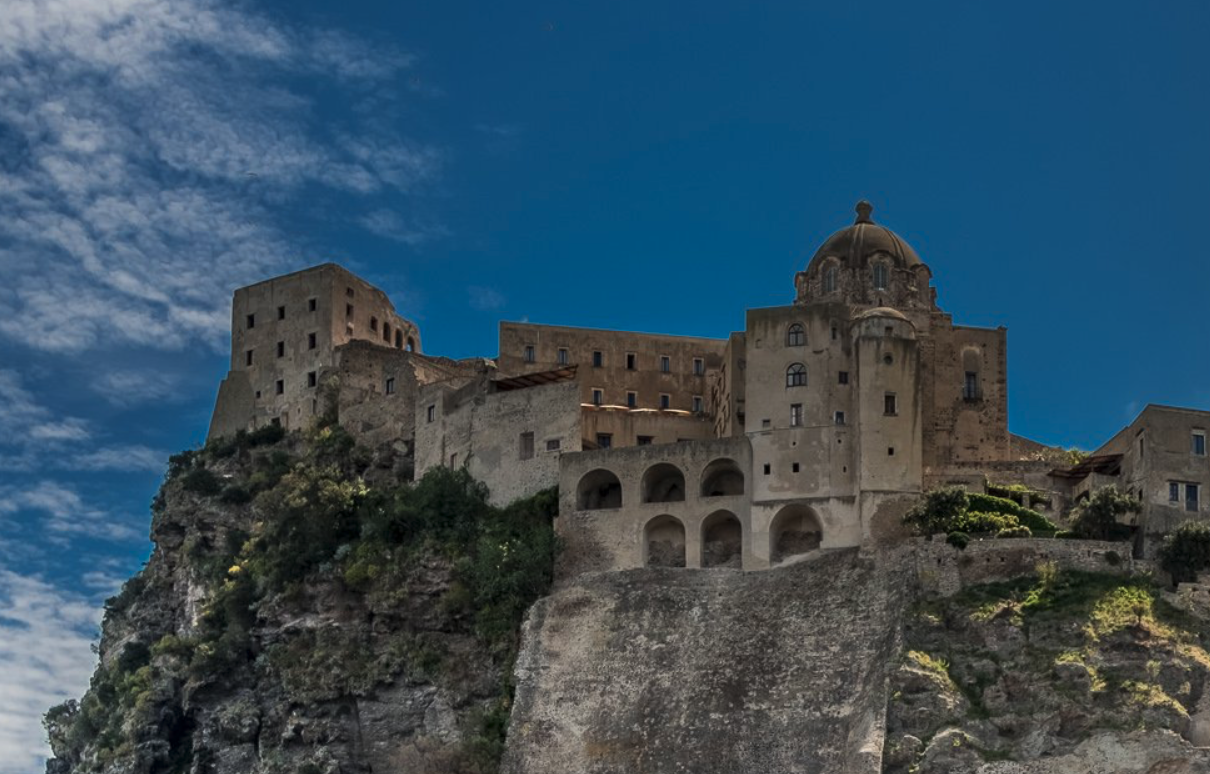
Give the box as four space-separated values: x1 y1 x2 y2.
493 366 578 392
806 201 923 272
1048 453 1123 480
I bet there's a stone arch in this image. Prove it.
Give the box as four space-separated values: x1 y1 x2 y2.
645 515 686 568
700 458 745 497
642 463 686 503
577 469 622 510
701 510 743 568
770 504 822 564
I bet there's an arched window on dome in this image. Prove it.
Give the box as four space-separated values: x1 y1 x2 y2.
823 265 838 293
786 363 807 388
872 262 889 290
786 323 805 347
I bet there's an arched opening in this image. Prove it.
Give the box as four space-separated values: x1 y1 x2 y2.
770 504 822 564
645 515 686 568
642 463 685 503
786 323 805 347
700 458 744 497
701 510 742 568
823 265 838 293
872 262 889 290
577 469 622 510
406 336 416 352
786 362 807 388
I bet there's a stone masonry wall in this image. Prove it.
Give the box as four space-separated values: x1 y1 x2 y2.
914 537 1134 597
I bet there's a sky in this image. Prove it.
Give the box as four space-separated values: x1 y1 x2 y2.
1 0 1208 769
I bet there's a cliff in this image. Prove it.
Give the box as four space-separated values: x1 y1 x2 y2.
43 423 556 774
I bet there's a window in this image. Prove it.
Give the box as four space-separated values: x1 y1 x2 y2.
308 298 317 312
823 265 837 293
792 462 800 473
370 316 378 332
660 355 671 373
593 350 603 368
276 341 285 358
592 388 603 405
346 286 355 297
692 395 703 413
888 447 895 456
884 393 897 415
787 323 805 347
637 435 654 446
763 463 771 475
385 378 395 395
383 323 391 342
245 349 253 366
963 372 979 401
693 358 704 375
884 326 894 337
346 303 354 318
831 324 838 341
761 418 771 428
1194 432 1206 456
626 353 636 370
275 379 284 395
546 438 561 451
883 353 894 365
308 332 317 350
790 403 803 427
1139 435 1145 457
660 393 671 409
395 330 403 348
524 345 535 363
838 371 849 385
596 433 612 449
307 371 317 388
450 453 458 467
557 348 569 365
520 432 534 460
1188 483 1200 512
1171 482 1181 502
246 313 255 329
427 405 436 423
834 411 846 426
786 363 807 387
277 305 285 320
872 263 888 289
627 391 637 408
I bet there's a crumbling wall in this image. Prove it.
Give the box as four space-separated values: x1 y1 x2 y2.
914 537 1133 597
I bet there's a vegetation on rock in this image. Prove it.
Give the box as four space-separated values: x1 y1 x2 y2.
1159 520 1210 584
1068 485 1141 541
904 486 1057 539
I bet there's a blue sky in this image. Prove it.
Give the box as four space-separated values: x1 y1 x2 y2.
1 0 1208 768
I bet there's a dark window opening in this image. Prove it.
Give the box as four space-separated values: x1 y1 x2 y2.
592 389 603 405
963 371 980 401
627 391 637 408
835 411 846 426
1194 433 1206 456
626 352 636 370
763 463 771 475
1188 484 1200 512
888 447 895 456
385 377 395 395
245 349 253 366
546 438 561 451
692 396 703 413
246 313 255 329
346 303 354 318
557 348 569 365
787 323 805 347
596 433 613 449
307 371 317 388
308 332 317 350
593 350 603 367
693 358 704 375
792 462 800 473
884 393 897 415
276 341 285 358
524 345 535 363
383 323 390 342
277 305 285 320
1171 482 1181 502
308 298 317 312
637 435 654 445
370 316 378 332
660 394 671 409
660 355 671 373
839 371 849 384
786 363 807 387
395 330 403 348
520 432 534 460
427 405 435 423
275 379 284 395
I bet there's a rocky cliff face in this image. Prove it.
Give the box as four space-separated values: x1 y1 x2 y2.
44 424 556 774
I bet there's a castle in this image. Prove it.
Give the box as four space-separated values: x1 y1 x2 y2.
208 202 1210 569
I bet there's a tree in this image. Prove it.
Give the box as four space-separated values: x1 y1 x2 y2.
903 487 970 536
1159 521 1210 584
1069 486 1140 540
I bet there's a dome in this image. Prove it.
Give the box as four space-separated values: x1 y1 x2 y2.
807 201 922 272
855 306 909 321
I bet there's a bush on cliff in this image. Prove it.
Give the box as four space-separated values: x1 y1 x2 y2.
1069 486 1140 541
904 486 1055 538
1159 521 1210 584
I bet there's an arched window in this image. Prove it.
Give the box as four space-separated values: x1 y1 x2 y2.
872 263 889 290
786 363 807 387
786 323 805 347
701 511 743 568
645 515 686 568
823 265 837 293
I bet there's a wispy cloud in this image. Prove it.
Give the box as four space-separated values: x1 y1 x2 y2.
91 370 183 407
73 445 167 474
0 0 443 355
359 208 450 245
0 571 101 774
468 285 506 311
0 370 92 470
0 481 140 543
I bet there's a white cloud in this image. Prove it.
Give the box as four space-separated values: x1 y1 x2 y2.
91 369 183 407
73 445 166 474
359 208 449 245
0 482 141 543
0 571 101 774
468 285 506 311
0 0 443 355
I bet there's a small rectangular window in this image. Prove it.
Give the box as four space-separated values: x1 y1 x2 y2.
519 432 535 460
246 313 255 329
963 372 979 400
245 349 253 366
1188 483 1200 512
831 325 838 341
385 377 395 395
524 345 536 363
626 391 637 408
888 447 895 456
835 411 846 426
308 332 317 350
660 393 671 409
395 330 403 349
277 305 285 320
346 303 354 318
692 395 703 413
592 388 603 405
546 438 561 451
838 371 849 385
660 355 671 373
276 341 285 358
427 405 436 423
637 435 654 446
596 433 612 449
792 462 800 473
308 298 317 312
761 418 771 428
693 358 704 375
307 371 317 388
626 352 636 370
370 316 378 332
884 393 897 415
275 379 284 395
763 463 771 475
383 323 391 342
346 286 355 297
1171 482 1181 501
790 403 803 427
557 348 569 365
1194 432 1206 456
593 350 603 367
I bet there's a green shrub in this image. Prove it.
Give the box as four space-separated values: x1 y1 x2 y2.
1105 550 1122 566
953 510 1017 534
967 493 1057 533
1055 530 1079 539
996 525 1032 539
219 485 251 504
946 531 970 550
166 449 198 479
181 467 222 496
1159 521 1210 584
246 422 286 447
905 487 970 535
1070 486 1141 540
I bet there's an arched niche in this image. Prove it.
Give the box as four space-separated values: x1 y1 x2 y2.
577 469 622 510
700 458 744 498
645 515 686 568
642 463 685 504
770 504 822 564
701 510 742 568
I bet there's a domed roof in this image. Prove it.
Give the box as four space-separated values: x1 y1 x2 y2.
854 306 909 321
807 201 922 271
